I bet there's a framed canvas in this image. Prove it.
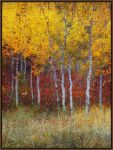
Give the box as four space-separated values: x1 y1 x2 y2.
1 0 112 149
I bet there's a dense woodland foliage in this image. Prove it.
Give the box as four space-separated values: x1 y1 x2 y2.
2 2 111 113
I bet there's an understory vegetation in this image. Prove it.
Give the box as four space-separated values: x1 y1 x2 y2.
2 105 111 148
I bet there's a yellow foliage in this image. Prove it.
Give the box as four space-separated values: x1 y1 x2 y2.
2 2 111 74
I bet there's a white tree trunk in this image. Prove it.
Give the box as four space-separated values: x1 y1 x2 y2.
99 74 102 109
30 67 34 105
68 61 73 114
53 64 59 105
85 24 92 114
36 76 40 106
61 63 66 112
60 13 68 112
86 56 92 113
15 58 19 106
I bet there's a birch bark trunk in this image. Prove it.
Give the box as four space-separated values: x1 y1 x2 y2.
86 56 92 113
85 24 92 114
68 61 73 114
61 62 66 112
60 13 67 112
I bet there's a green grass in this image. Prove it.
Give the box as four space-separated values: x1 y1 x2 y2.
2 105 111 148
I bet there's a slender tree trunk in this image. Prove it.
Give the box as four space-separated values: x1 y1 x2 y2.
61 63 66 112
47 28 60 106
60 13 68 112
24 59 26 80
11 57 14 93
36 76 40 106
86 57 92 113
53 64 59 105
99 74 102 109
59 14 67 112
85 24 92 114
30 66 34 105
15 56 19 106
68 61 73 114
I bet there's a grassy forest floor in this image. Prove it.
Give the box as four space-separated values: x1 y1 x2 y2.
2 105 111 148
